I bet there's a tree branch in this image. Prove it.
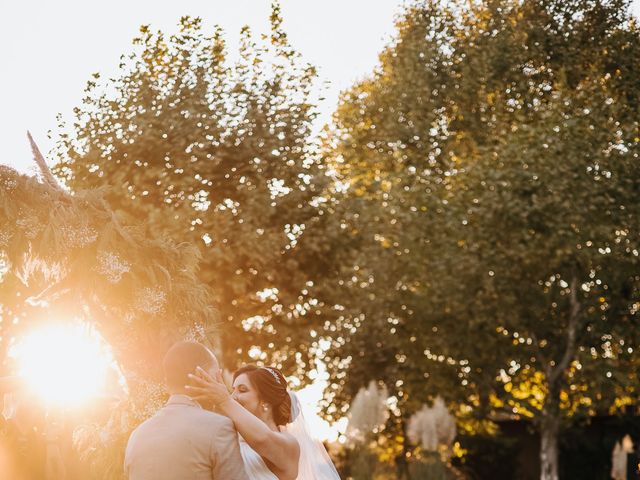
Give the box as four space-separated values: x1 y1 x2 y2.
549 276 581 384
531 331 552 378
28 131 63 191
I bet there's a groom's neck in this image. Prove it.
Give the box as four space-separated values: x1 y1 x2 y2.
167 385 191 397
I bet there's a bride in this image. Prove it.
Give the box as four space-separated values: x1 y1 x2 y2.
186 364 340 480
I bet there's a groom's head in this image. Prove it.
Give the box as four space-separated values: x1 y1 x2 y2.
163 341 218 395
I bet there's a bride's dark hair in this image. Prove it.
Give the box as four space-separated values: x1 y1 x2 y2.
233 364 291 426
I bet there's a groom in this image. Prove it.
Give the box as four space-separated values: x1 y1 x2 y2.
125 341 248 479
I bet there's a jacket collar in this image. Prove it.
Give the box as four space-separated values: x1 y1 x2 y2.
166 394 202 409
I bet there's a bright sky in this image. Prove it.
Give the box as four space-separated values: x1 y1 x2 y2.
3 1 640 173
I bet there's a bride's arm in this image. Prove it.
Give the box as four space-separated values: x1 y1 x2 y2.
186 369 299 473
218 396 299 465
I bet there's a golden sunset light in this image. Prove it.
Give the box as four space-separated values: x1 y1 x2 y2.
9 323 115 407
3 1 640 478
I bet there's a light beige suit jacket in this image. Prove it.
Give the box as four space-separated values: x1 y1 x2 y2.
125 395 249 480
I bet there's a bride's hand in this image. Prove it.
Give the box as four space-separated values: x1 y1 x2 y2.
185 367 232 406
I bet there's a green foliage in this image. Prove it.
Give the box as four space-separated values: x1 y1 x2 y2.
321 0 640 474
455 429 522 479
348 444 380 480
408 452 453 480
0 165 213 375
0 160 214 478
52 5 328 375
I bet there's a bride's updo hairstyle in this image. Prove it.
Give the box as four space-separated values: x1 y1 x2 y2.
233 364 291 426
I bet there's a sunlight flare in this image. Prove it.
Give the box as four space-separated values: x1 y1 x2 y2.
10 322 114 407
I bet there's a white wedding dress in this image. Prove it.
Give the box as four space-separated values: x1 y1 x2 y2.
238 392 341 480
239 436 278 480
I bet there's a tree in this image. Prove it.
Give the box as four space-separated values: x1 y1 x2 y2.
322 1 640 479
0 137 216 477
52 5 329 376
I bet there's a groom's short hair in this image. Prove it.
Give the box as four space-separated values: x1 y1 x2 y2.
163 341 215 390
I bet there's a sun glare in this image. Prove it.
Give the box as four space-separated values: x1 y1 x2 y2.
295 361 348 443
10 323 115 407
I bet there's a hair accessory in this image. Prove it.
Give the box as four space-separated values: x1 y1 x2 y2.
263 367 281 384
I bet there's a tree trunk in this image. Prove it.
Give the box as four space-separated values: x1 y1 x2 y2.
540 412 560 480
396 418 412 480
538 275 582 480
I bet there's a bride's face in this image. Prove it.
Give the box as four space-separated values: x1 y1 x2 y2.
231 373 261 416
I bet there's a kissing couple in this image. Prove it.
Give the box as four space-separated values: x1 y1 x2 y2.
125 341 341 479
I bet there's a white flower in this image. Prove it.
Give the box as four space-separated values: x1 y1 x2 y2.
611 440 627 479
16 216 42 239
0 254 9 281
96 251 130 283
184 324 207 342
346 381 389 443
134 287 167 314
408 396 457 455
0 230 13 246
62 224 98 249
